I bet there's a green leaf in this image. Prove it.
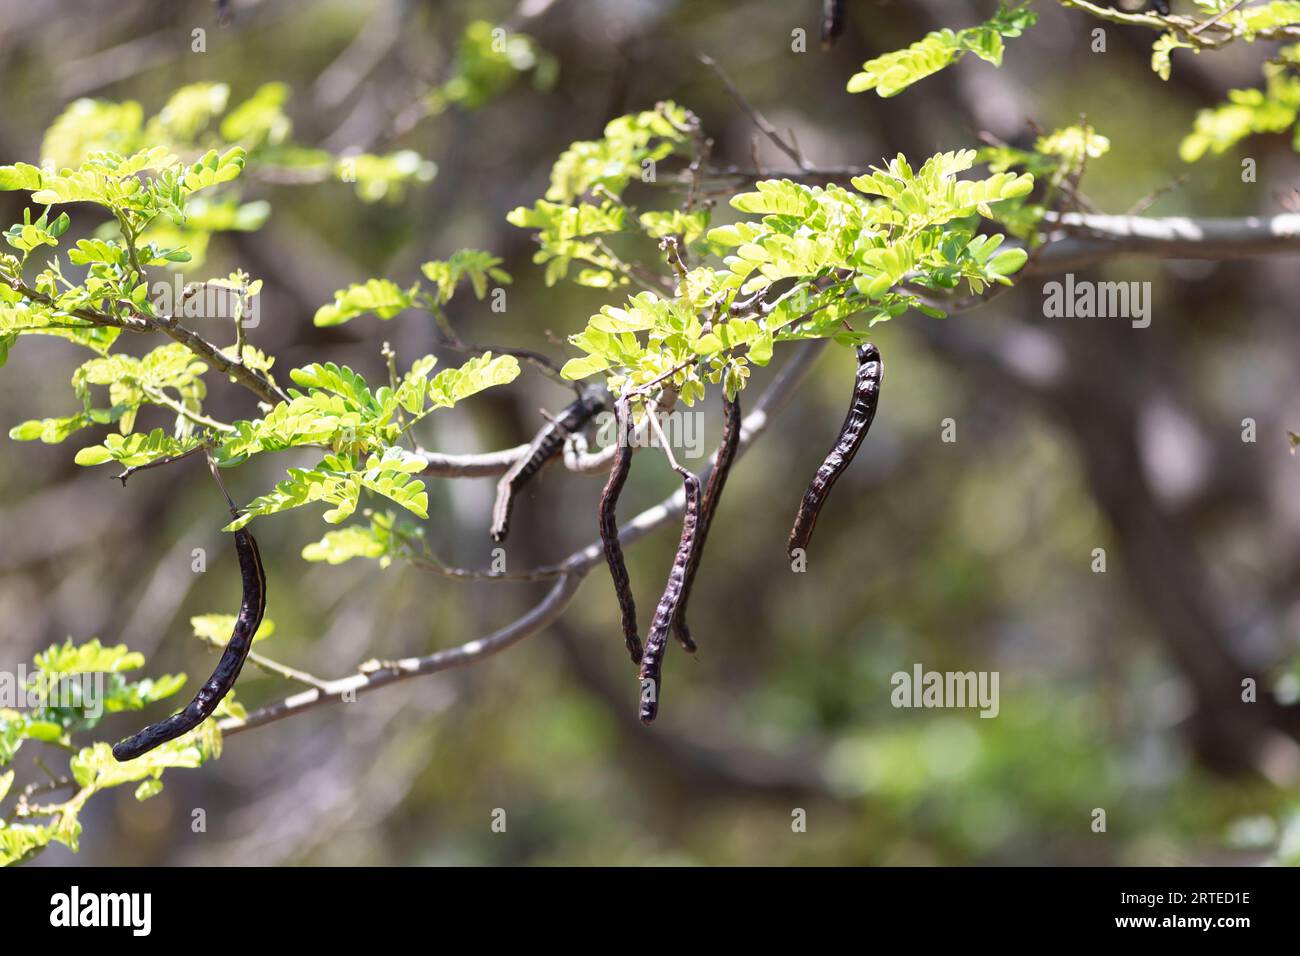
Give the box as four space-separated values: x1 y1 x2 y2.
847 2 1036 97
228 449 432 529
989 247 1029 276
102 673 187 713
0 822 56 866
560 354 610 380
302 522 391 565
181 146 247 194
1179 62 1300 162
730 179 815 216
149 82 230 142
421 249 511 304
314 279 417 327
135 779 165 801
427 353 521 408
542 102 690 203
220 82 292 147
33 638 144 677
8 413 94 444
1036 124 1111 163
430 19 555 113
0 163 44 191
1152 32 1196 82
192 613 276 646
67 237 126 266
71 736 212 790
41 98 145 169
336 150 436 202
74 430 200 470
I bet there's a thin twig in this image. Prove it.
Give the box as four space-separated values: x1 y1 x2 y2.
436 337 577 392
646 398 689 477
699 54 810 170
195 633 331 692
146 314 288 406
204 447 239 516
141 385 236 433
1126 174 1190 217
112 442 209 485
1191 0 1249 36
407 552 569 583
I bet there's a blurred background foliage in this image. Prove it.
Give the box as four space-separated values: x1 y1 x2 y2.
1 0 1299 865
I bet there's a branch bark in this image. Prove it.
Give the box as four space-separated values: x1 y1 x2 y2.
221 571 585 735
145 314 289 406
1029 212 1300 273
9 279 289 406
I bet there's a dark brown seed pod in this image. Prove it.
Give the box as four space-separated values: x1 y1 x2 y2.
491 388 605 543
821 0 846 48
670 393 741 653
112 527 266 762
787 342 883 559
598 398 642 665
639 471 703 724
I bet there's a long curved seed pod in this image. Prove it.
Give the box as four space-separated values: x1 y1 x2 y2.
491 389 605 543
112 528 266 762
670 393 741 653
639 471 703 723
787 342 883 559
599 398 642 665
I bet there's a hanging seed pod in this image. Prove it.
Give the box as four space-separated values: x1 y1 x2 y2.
671 393 741 652
491 388 605 543
787 342 883 558
639 471 703 723
112 527 266 761
598 398 642 665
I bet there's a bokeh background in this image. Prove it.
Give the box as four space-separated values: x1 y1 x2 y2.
2 0 1299 865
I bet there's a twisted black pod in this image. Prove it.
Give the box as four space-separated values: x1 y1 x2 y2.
670 393 741 653
787 342 883 558
491 388 605 543
598 398 642 665
112 527 266 762
638 470 703 723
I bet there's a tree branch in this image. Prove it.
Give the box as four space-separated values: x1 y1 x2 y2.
1028 212 1300 272
416 442 534 478
144 314 288 406
220 571 585 735
699 55 809 171
1059 0 1300 46
196 634 332 692
8 279 289 406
